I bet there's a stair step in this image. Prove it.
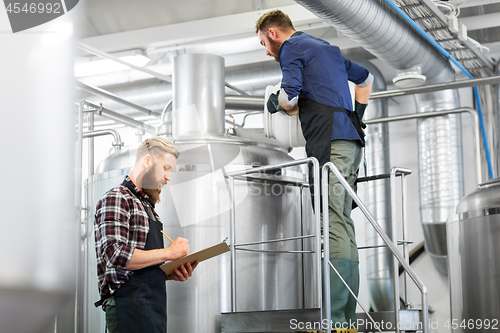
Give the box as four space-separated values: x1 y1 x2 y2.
221 309 422 332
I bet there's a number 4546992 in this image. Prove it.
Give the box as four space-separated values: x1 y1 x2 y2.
5 3 61 14
444 319 499 330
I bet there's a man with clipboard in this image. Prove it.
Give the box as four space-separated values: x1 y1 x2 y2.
94 137 198 333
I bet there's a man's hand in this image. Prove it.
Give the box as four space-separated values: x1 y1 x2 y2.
267 92 285 114
126 237 190 270
165 237 190 261
166 261 199 281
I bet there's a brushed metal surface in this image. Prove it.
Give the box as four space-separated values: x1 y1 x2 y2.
448 180 500 333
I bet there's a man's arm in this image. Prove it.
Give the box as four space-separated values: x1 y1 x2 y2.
126 237 190 271
354 82 373 104
278 88 299 111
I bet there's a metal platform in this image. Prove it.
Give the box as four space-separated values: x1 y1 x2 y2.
221 309 423 332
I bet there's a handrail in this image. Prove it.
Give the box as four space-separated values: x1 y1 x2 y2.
364 107 482 185
322 162 429 333
390 167 412 331
226 157 322 322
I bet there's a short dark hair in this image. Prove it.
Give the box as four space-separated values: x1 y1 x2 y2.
255 10 295 34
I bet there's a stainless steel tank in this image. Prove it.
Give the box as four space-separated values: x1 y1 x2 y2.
447 177 500 332
81 54 311 333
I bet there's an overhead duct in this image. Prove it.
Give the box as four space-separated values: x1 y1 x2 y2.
292 0 464 290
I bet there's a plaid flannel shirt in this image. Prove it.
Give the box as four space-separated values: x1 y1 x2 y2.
94 175 159 299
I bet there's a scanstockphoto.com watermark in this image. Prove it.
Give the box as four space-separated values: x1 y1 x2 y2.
3 0 79 33
247 166 357 198
289 318 499 331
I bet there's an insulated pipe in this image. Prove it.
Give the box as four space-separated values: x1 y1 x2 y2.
292 0 450 79
414 73 463 276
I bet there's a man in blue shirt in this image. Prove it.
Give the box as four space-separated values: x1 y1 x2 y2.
256 10 373 331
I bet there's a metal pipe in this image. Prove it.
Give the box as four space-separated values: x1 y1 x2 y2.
87 112 94 177
76 81 156 116
390 169 400 333
389 167 411 331
82 100 156 133
370 76 500 100
364 107 482 185
161 100 172 122
76 101 85 333
234 235 315 247
82 130 124 152
229 175 236 312
225 95 265 111
402 173 412 308
321 166 331 327
225 82 250 96
235 249 315 254
322 162 429 333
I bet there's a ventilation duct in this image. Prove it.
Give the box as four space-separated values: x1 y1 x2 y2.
292 0 464 301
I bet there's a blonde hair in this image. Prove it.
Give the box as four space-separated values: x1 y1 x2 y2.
255 10 295 34
135 137 179 164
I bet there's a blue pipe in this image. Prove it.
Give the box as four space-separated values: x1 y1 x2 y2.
383 0 494 179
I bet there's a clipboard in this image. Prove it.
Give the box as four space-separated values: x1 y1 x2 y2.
160 241 230 276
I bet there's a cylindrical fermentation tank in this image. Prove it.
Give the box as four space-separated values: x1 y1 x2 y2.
81 54 313 333
447 177 500 332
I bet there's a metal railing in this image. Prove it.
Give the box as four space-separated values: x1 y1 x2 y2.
226 157 322 319
322 162 429 333
364 107 482 185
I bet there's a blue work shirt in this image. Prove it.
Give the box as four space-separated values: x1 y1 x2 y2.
279 32 370 141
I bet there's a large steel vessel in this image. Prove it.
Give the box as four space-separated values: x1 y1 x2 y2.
447 177 500 332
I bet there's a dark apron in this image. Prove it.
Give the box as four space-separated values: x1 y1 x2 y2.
113 201 167 333
298 96 365 209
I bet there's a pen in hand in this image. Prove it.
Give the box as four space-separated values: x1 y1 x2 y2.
161 230 174 243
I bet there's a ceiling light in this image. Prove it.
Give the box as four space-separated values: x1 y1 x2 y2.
75 49 150 77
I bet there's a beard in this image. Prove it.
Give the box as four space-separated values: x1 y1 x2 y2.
268 38 281 62
141 166 162 206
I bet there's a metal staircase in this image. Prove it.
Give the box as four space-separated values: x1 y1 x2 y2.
222 159 429 333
